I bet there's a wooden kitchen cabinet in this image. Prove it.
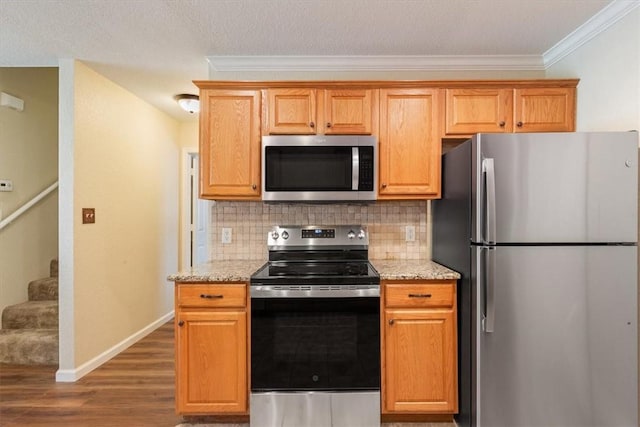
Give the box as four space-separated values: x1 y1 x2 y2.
265 88 376 135
379 88 441 199
199 89 261 199
175 283 248 415
382 280 458 414
444 86 576 136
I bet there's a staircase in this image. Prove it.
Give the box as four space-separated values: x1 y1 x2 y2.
0 259 59 365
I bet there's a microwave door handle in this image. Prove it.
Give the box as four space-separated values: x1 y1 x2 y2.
352 147 359 190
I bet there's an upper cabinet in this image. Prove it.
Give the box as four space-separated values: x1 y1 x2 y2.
379 88 441 199
444 85 576 136
514 87 576 132
265 88 376 135
195 79 578 201
199 89 261 200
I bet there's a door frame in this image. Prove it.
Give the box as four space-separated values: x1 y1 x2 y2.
180 148 210 269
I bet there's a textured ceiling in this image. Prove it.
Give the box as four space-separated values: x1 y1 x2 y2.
0 0 622 121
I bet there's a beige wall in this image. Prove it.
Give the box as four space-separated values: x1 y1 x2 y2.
0 68 58 314
59 61 180 375
545 8 639 131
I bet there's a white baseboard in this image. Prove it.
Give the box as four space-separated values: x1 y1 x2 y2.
55 310 174 382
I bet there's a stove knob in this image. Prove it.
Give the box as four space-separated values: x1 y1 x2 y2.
281 231 289 240
271 231 279 240
347 230 356 239
358 229 366 239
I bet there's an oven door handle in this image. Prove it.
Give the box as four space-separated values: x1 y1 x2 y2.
250 285 380 298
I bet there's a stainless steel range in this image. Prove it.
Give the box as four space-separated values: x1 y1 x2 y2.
250 225 380 427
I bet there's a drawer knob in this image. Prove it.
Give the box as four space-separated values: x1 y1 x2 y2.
408 293 432 298
200 294 224 299
178 320 184 327
388 319 394 325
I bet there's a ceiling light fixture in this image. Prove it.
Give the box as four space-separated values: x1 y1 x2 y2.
175 94 200 114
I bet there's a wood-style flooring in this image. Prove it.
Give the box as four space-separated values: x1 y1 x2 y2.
1 320 456 427
0 321 182 427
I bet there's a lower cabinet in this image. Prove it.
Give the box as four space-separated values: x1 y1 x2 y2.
382 280 458 414
175 283 248 415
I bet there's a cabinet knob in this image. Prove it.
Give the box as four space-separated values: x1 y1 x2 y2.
499 121 506 127
178 320 184 327
516 121 523 127
326 122 332 128
381 183 387 189
309 121 315 128
252 184 257 190
388 319 394 325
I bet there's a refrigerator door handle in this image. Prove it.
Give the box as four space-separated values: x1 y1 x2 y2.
483 246 496 333
482 158 497 244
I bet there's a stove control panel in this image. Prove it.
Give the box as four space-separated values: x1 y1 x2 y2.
301 228 335 239
268 225 369 247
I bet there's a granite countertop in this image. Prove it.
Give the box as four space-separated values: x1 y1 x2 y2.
168 259 460 283
371 259 460 281
167 260 266 283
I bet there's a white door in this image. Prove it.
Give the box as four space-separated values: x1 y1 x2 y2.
189 153 210 266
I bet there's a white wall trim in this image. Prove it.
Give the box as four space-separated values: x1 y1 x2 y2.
543 0 640 68
57 58 76 375
55 311 175 382
207 54 545 72
181 148 194 270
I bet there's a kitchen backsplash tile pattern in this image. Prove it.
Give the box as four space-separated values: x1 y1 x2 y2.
209 201 430 261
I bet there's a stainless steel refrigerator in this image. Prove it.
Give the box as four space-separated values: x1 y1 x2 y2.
432 132 638 427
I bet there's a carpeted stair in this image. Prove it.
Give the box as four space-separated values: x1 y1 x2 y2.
0 259 59 365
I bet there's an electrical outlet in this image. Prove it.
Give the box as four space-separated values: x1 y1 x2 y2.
221 227 232 244
405 225 416 242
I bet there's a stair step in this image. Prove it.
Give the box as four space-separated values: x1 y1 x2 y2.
28 277 58 301
0 329 58 365
2 301 58 329
50 258 58 278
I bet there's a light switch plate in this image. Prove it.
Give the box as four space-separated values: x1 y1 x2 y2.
82 208 95 224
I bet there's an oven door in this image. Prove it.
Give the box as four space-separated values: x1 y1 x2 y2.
250 294 380 392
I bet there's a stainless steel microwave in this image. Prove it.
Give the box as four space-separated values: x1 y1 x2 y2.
262 135 377 202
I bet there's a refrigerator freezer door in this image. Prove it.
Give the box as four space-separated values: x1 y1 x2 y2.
474 245 638 427
471 132 638 244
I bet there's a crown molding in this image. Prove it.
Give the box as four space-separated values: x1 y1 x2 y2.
207 55 545 72
543 0 640 68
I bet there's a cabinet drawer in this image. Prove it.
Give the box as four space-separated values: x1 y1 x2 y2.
385 283 454 308
177 284 246 308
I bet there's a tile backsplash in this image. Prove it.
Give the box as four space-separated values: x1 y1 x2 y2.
208 201 431 261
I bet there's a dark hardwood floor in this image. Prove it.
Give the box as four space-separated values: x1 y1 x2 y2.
0 320 183 427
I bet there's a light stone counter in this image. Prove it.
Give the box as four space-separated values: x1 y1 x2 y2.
371 259 460 281
168 259 460 283
167 260 266 283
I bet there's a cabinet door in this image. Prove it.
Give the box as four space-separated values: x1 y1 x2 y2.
514 87 576 132
267 88 317 134
176 311 247 414
445 88 513 134
384 308 457 413
200 89 260 199
323 89 375 134
379 89 441 198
